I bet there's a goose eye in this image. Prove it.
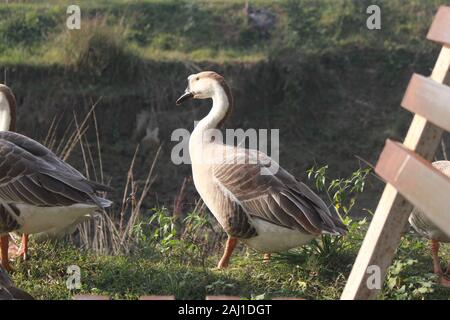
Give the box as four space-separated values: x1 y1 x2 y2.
196 77 200 81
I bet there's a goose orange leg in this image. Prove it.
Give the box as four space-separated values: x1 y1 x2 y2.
217 237 237 269
430 240 442 274
263 253 271 263
430 240 450 288
0 235 12 272
17 234 29 260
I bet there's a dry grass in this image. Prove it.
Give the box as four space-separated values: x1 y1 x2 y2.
41 99 162 255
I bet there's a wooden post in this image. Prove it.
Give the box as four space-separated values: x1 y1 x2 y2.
341 7 450 299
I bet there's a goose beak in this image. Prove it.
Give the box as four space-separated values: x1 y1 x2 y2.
176 88 194 105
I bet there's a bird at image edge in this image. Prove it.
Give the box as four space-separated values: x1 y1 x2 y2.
0 84 112 271
409 161 450 288
0 267 33 300
176 71 347 269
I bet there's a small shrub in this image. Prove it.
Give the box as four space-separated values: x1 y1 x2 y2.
0 9 58 45
383 259 436 300
132 207 214 265
305 165 371 260
49 18 141 80
134 207 179 254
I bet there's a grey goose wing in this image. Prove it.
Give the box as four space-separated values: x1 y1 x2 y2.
212 149 347 236
0 131 111 208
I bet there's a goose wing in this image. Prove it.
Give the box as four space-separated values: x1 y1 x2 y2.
0 131 111 208
0 268 34 300
212 149 347 236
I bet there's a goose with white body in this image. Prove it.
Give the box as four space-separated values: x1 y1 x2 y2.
409 161 450 287
176 71 347 268
0 84 112 271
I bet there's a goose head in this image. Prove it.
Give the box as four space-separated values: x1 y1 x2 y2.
176 71 232 105
0 84 16 132
176 71 234 128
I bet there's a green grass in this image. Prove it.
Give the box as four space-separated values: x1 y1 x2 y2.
3 0 450 301
9 227 450 300
9 166 450 300
0 0 445 65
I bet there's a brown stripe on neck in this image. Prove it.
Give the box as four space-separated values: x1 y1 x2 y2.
0 85 16 132
209 73 233 128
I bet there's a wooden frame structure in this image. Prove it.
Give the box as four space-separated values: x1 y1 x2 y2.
341 6 450 300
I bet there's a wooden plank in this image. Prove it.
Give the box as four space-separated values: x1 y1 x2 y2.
205 295 241 300
375 140 450 236
272 297 306 300
341 41 450 300
340 185 413 300
401 74 450 133
73 294 111 300
427 6 450 45
429 46 450 83
139 295 175 300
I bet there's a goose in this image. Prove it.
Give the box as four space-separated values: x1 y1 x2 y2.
0 267 34 300
0 84 112 271
409 160 450 287
176 71 347 268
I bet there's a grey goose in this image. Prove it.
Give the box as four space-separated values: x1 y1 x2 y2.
176 71 347 268
0 266 34 300
0 84 111 271
409 161 450 287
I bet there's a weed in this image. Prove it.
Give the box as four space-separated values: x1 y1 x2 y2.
383 259 436 300
305 165 371 260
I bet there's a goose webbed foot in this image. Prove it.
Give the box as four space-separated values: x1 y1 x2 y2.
16 234 29 261
430 240 443 275
217 260 229 270
429 240 450 287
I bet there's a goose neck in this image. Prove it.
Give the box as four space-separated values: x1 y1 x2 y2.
190 84 230 147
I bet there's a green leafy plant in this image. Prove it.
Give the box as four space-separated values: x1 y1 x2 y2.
0 10 58 45
183 210 210 234
383 259 435 300
132 207 216 266
133 207 180 254
306 165 371 259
